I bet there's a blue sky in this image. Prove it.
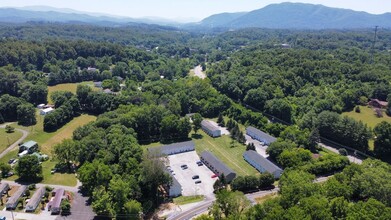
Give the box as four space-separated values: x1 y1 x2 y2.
1 0 390 21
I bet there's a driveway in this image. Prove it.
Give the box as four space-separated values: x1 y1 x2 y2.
0 123 29 159
245 134 269 157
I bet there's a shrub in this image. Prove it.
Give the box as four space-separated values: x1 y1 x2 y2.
338 148 348 156
355 106 361 113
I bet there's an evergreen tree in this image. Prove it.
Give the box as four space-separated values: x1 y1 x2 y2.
217 113 225 127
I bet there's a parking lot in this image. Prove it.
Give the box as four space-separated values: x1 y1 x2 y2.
168 151 216 197
245 134 269 157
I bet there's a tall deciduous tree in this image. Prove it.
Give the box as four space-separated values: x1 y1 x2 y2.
53 139 78 170
192 113 203 134
15 155 42 181
373 121 391 160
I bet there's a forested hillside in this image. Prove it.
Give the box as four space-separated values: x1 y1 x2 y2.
0 23 391 219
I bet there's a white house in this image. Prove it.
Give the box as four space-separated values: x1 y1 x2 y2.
201 120 221 137
243 150 283 178
40 107 55 115
37 104 45 109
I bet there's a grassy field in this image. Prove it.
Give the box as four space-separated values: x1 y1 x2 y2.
193 130 258 177
1 113 96 186
0 128 23 153
173 195 204 205
47 81 96 104
342 106 391 128
255 192 278 204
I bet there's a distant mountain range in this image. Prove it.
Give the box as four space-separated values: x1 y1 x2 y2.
0 3 390 29
198 2 391 29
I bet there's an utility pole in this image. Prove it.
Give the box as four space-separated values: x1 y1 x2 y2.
371 26 379 64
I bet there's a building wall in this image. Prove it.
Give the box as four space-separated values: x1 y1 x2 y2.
246 130 271 145
243 154 281 178
202 125 221 137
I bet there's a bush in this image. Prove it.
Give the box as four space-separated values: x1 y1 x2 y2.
355 106 361 113
60 199 71 215
28 184 36 190
5 125 15 133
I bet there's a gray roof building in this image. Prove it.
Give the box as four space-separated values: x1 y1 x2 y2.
148 141 195 156
246 126 277 145
243 150 283 178
50 188 64 215
200 151 236 182
26 187 45 212
6 185 27 210
0 182 9 194
201 120 221 137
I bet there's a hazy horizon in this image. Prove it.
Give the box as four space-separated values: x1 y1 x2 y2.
0 0 390 21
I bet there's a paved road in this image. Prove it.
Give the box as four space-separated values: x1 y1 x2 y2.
319 143 363 164
168 175 332 220
193 65 206 79
0 123 30 159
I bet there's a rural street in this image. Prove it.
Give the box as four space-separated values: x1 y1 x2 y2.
0 123 29 159
319 143 363 164
193 65 206 79
167 175 332 220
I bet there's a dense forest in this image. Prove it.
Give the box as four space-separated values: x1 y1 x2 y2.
0 23 391 218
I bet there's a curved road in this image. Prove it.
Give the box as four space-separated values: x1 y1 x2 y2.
168 176 332 220
0 123 29 159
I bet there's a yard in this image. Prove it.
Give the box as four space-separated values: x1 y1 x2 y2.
342 106 391 128
47 81 97 104
0 128 23 153
193 130 259 177
1 113 96 186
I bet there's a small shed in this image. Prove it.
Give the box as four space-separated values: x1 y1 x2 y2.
40 107 55 115
25 187 45 212
49 188 64 215
19 140 38 154
6 185 27 210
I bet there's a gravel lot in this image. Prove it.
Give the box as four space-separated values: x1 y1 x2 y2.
168 151 216 197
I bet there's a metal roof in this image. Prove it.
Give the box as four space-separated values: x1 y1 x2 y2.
200 151 235 177
21 141 38 149
6 185 27 208
246 126 277 143
201 120 220 132
0 183 9 193
51 188 65 209
26 187 45 211
243 150 282 174
148 141 195 155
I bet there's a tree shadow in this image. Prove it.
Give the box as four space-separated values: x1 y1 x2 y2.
191 133 203 139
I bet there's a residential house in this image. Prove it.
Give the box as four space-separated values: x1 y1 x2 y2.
49 188 64 215
40 107 55 115
25 187 45 212
368 99 388 109
19 141 38 154
0 183 9 195
6 185 27 210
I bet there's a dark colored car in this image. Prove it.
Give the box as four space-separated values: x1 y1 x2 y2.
181 164 188 169
192 175 199 179
195 180 202 184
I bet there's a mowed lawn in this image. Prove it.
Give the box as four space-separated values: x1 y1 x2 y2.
0 128 23 153
342 106 391 128
1 113 96 186
193 130 258 177
47 81 96 104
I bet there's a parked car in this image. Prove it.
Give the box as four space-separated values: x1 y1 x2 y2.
196 161 203 166
8 158 15 164
211 174 218 178
192 175 199 179
0 216 6 220
195 180 202 184
181 164 188 169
